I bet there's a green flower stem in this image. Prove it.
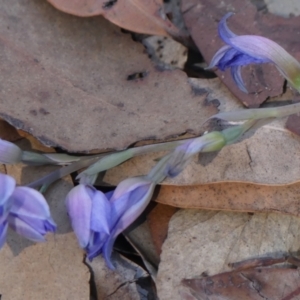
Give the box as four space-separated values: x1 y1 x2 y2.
146 153 172 184
27 156 103 190
77 138 194 178
21 151 105 166
221 119 257 145
146 119 263 182
209 102 300 122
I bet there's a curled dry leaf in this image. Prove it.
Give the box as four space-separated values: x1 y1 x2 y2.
181 255 300 300
47 0 184 37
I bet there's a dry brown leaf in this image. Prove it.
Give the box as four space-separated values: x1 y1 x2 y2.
181 256 300 300
0 234 89 300
125 220 160 269
87 253 149 300
155 182 300 217
0 0 216 152
0 119 22 142
147 203 178 255
47 0 183 37
156 210 300 300
181 0 300 107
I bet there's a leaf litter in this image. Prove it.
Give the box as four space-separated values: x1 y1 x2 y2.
0 130 89 299
2 0 300 299
0 0 216 152
157 209 300 300
47 0 185 38
181 255 300 299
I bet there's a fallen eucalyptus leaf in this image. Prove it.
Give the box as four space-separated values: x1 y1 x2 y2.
156 209 300 300
87 252 150 300
0 0 216 152
147 203 178 255
181 255 300 300
47 0 184 37
155 181 300 217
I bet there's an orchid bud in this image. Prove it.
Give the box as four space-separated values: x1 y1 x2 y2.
164 132 226 177
8 187 56 242
0 174 56 249
66 184 111 260
102 177 155 269
0 139 22 164
165 120 258 178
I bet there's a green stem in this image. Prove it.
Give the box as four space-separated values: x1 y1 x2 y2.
210 102 300 122
78 138 195 178
27 156 102 189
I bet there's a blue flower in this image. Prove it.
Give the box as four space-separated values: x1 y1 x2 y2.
0 173 15 219
0 173 56 248
65 184 111 260
66 177 155 269
8 187 56 242
102 177 155 269
209 13 300 92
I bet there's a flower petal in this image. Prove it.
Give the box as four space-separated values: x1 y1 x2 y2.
102 235 116 269
0 173 15 209
110 177 151 202
8 186 56 241
231 65 248 93
207 45 232 69
0 221 8 249
8 215 45 242
66 184 92 248
218 12 236 43
0 139 22 164
9 187 53 220
90 191 111 234
101 178 155 268
86 231 108 260
110 180 155 239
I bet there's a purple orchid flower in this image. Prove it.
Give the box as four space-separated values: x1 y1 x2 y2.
209 13 300 92
0 173 56 248
102 177 155 269
66 177 155 269
8 187 56 242
65 184 111 260
0 173 15 247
